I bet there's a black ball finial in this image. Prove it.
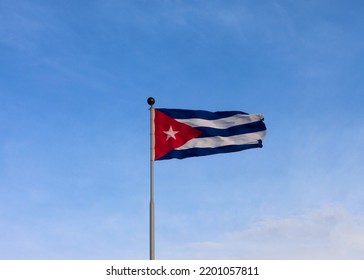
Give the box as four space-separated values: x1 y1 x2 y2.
147 97 155 106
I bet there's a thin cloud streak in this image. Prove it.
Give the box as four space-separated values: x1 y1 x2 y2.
165 205 364 259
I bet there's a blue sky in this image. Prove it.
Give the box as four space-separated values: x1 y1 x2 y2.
1 0 364 259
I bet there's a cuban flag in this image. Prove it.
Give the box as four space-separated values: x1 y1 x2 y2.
153 108 266 160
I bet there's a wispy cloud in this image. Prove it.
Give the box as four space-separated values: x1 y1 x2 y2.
0 0 52 51
168 205 364 259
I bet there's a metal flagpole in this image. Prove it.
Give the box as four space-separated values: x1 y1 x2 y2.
147 97 155 260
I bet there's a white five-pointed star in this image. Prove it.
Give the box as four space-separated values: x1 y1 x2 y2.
163 126 179 140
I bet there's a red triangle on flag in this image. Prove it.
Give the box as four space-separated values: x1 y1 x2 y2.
154 109 202 160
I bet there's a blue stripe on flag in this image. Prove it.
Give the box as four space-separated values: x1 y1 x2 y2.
158 142 263 160
157 108 248 120
196 121 266 138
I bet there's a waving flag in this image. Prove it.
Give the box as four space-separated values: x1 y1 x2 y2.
153 108 266 160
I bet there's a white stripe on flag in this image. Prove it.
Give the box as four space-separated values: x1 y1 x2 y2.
176 131 266 150
175 114 264 129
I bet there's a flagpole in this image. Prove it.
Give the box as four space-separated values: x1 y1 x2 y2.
147 97 155 260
